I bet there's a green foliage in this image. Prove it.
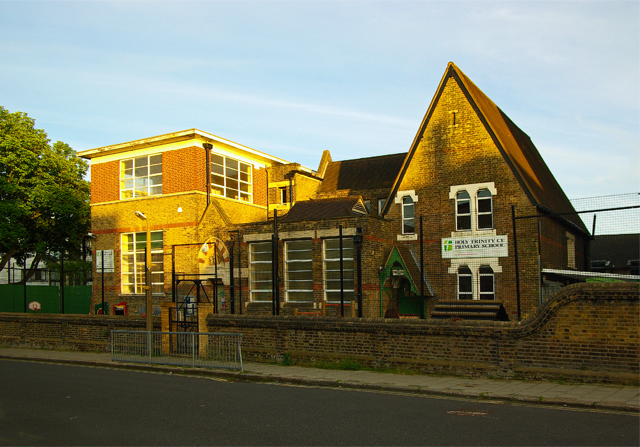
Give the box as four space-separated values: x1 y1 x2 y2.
0 106 90 278
313 358 368 371
281 353 293 366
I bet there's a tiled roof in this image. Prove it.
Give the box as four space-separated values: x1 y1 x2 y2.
279 197 368 222
318 153 406 193
387 62 588 234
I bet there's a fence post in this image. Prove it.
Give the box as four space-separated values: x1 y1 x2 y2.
511 205 521 321
147 331 152 363
191 332 196 367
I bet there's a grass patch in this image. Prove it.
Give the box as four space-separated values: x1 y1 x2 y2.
314 358 370 371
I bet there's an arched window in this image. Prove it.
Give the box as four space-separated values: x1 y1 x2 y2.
402 196 415 234
477 189 493 229
457 266 473 300
456 191 471 230
478 265 495 300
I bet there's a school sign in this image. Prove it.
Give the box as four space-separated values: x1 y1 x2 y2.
441 235 509 259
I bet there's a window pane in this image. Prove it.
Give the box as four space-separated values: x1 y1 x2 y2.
480 275 494 292
149 174 162 186
477 197 492 213
226 158 238 170
211 164 224 175
149 154 162 165
459 275 472 292
211 154 223 165
149 164 162 175
457 215 471 230
287 291 313 302
135 166 148 177
122 160 133 170
134 157 148 167
457 201 470 214
404 219 415 234
478 214 492 229
226 167 238 179
212 175 225 186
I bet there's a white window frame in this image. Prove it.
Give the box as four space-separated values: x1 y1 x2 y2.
449 258 500 301
120 231 163 295
249 241 273 302
402 196 415 234
449 183 497 234
284 239 313 302
210 152 252 202
323 238 354 303
120 154 162 199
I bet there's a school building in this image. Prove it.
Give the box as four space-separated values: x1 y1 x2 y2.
78 62 589 321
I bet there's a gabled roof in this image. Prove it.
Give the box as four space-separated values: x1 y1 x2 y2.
384 62 588 234
318 153 406 193
381 245 434 297
279 197 369 222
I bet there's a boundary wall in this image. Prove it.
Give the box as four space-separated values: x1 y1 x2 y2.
0 283 637 384
206 283 638 384
0 314 160 352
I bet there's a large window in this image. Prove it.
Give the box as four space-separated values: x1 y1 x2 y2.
211 153 252 202
249 241 273 301
323 238 354 302
452 185 495 232
285 240 313 302
120 154 162 199
402 196 415 234
121 231 163 294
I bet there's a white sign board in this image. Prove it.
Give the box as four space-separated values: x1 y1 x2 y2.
441 235 508 259
96 250 114 273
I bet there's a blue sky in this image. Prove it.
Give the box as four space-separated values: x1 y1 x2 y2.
1 0 638 200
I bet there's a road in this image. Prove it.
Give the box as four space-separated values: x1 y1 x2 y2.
0 360 637 446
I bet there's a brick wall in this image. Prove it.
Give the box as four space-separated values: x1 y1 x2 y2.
91 161 120 203
163 145 207 195
207 282 639 384
0 313 160 352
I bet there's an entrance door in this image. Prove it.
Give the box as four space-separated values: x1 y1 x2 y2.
398 279 423 318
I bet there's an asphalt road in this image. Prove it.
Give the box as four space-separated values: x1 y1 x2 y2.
0 360 637 446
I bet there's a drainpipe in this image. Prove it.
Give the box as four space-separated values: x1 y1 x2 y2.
199 143 212 225
289 176 293 208
203 143 212 206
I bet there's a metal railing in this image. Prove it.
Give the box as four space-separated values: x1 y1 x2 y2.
111 330 243 371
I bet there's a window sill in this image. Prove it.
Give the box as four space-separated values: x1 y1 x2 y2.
397 234 417 241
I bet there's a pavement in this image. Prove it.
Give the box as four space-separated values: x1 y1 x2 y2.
1 347 638 413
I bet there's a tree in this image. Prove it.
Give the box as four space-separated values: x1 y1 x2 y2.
0 106 90 282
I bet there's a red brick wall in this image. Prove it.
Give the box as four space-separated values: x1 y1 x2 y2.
253 168 267 206
91 161 120 203
163 146 207 195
